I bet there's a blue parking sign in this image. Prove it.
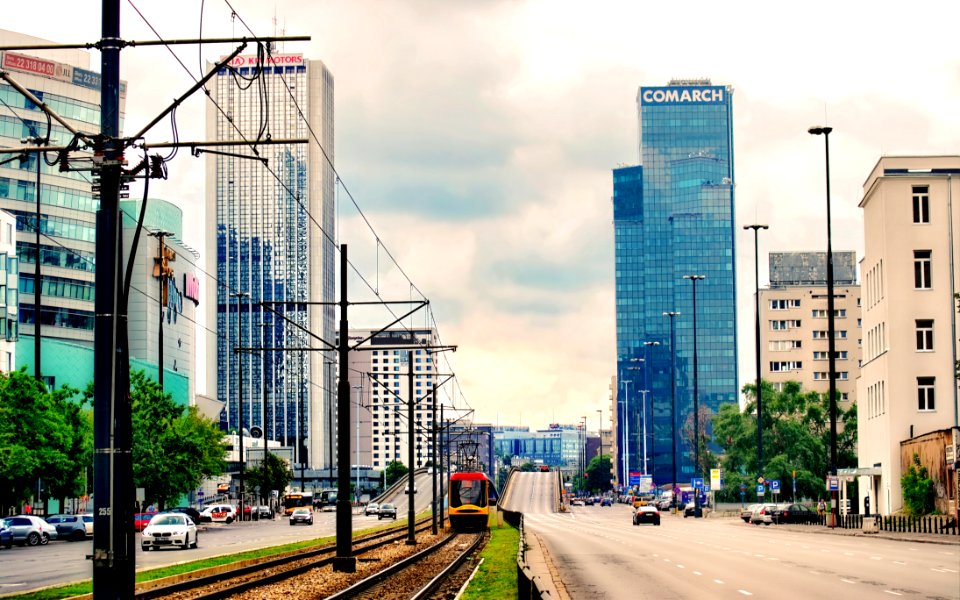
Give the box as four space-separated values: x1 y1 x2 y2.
770 480 780 492
691 478 703 490
756 483 765 494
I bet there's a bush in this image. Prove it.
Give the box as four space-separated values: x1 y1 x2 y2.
900 453 935 516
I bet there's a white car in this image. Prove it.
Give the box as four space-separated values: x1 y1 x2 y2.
141 513 197 551
364 502 380 516
404 483 417 494
2 516 58 546
199 504 236 523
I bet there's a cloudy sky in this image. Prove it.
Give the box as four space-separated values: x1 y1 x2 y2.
6 0 959 431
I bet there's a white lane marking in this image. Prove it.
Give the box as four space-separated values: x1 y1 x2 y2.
663 558 671 562
766 557 779 561
938 568 957 573
841 579 857 584
893 561 907 565
738 591 753 596
883 591 902 596
677 564 685 569
930 568 949 573
693 571 702 576
714 579 724 584
870 556 883 560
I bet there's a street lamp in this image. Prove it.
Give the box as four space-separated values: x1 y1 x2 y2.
230 291 249 521
148 230 174 391
663 311 680 512
809 125 838 526
684 275 705 518
743 224 768 482
352 383 363 504
581 416 588 493
642 341 660 479
596 409 603 475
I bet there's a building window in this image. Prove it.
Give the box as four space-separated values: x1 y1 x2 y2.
915 319 933 351
771 320 801 330
917 377 935 411
913 250 932 289
912 186 929 224
769 361 802 372
770 299 801 310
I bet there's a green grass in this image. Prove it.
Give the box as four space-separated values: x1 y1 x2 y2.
459 512 520 600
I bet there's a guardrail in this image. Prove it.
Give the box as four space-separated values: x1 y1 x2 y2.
798 513 960 535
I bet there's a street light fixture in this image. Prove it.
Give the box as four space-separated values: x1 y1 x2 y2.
596 409 603 467
663 311 680 512
352 383 363 504
743 224 768 482
808 125 838 527
148 230 174 392
230 291 249 521
642 341 660 479
683 275 706 518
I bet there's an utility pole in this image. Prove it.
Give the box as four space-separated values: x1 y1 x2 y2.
406 351 416 544
334 245 355 572
149 230 174 390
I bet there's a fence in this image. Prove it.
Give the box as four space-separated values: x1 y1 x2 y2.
802 513 960 535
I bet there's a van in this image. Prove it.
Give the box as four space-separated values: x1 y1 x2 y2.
199 504 236 524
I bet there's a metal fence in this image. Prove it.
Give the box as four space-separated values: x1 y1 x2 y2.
803 513 960 536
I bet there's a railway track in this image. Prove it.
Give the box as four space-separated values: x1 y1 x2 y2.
327 531 485 600
134 518 437 600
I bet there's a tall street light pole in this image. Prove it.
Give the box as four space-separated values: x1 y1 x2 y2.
149 230 173 391
231 291 249 521
620 378 632 489
642 341 660 480
352 383 363 504
684 275 706 518
743 224 768 481
809 125 838 527
663 311 680 512
581 416 588 493
597 409 603 462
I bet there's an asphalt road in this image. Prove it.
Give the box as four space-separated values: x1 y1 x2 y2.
0 472 442 595
508 473 959 599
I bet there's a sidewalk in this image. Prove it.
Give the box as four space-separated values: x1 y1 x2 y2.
757 521 960 545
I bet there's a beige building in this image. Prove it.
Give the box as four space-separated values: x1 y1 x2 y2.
857 156 960 515
759 252 861 409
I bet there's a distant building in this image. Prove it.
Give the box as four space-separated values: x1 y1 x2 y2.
758 251 861 408
494 424 584 469
856 156 959 515
0 210 18 372
613 78 738 489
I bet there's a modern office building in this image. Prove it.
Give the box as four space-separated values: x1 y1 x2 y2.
494 424 585 469
0 210 18 372
857 156 960 515
613 79 738 489
759 251 861 407
205 52 336 471
342 328 440 471
0 31 126 380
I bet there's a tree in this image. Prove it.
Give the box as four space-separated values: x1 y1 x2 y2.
712 380 856 503
901 453 935 515
384 460 408 486
122 370 227 509
0 369 88 513
245 452 292 505
584 455 613 494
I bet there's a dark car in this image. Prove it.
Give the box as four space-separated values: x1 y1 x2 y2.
289 507 313 526
45 514 88 541
584 497 595 506
633 505 660 526
600 498 612 507
770 503 817 524
0 522 12 549
378 503 398 520
167 507 202 525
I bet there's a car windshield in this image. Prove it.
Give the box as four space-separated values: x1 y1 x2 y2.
152 515 183 526
381 504 395 510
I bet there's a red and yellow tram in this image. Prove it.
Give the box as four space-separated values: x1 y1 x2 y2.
448 471 495 531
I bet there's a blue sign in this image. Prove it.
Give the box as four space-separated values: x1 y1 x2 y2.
756 484 765 494
691 478 703 490
628 471 642 485
770 480 781 493
739 484 746 491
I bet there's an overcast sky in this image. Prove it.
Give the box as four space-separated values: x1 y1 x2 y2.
6 0 959 431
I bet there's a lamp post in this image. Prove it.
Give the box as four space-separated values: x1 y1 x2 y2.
620 378 632 488
352 384 363 505
581 416 588 493
808 125 838 527
230 291 249 521
325 360 336 490
148 230 174 391
642 341 660 479
684 275 705 518
597 409 603 461
663 311 680 512
743 224 768 481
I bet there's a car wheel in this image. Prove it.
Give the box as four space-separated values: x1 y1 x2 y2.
378 516 382 520
290 521 295 526
26 532 40 546
655 521 660 526
72 530 86 542
764 522 771 526
191 534 198 549
142 545 149 551
40 533 50 545
226 517 234 524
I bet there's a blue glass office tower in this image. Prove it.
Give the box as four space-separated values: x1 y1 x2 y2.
613 79 738 490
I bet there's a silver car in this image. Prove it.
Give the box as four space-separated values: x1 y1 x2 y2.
2 516 58 546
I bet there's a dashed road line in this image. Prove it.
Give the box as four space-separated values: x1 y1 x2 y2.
841 579 857 584
714 579 724 584
883 591 902 596
738 590 753 596
892 561 907 566
693 571 702 576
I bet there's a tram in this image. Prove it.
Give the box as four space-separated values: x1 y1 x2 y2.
448 471 495 531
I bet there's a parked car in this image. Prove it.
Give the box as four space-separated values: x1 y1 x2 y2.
600 498 612 507
770 503 818 525
45 514 88 541
199 504 236 524
78 513 94 535
378 503 398 520
740 503 762 523
2 516 58 546
167 507 202 525
0 521 13 549
584 497 595 506
633 505 661 526
141 512 197 551
134 513 157 532
364 502 380 516
571 498 585 507
289 507 313 526
750 503 778 526
683 501 711 518
404 483 418 494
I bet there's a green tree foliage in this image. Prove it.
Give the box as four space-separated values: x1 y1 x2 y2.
712 380 857 503
584 455 613 494
0 370 88 511
385 459 408 486
901 453 935 515
519 462 537 472
124 370 227 509
245 451 292 504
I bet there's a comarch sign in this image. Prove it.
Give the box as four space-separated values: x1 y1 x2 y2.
640 86 726 105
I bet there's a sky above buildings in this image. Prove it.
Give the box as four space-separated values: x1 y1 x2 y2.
5 0 959 432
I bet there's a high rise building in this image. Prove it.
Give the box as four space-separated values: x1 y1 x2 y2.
0 31 126 375
759 251 861 406
205 52 335 471
613 79 737 489
857 155 959 515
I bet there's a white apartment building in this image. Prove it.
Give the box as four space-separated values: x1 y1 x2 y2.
0 210 18 372
857 156 960 514
759 251 861 408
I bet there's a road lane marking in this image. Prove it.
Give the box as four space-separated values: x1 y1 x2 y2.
663 558 671 562
893 561 907 565
938 568 957 573
693 571 702 576
870 556 883 560
738 590 753 596
841 579 856 584
677 564 685 569
883 591 902 596
714 580 724 584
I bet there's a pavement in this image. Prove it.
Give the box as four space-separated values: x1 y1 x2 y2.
772 521 960 545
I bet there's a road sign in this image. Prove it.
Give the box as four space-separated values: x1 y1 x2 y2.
757 477 765 484
756 483 765 495
826 476 840 491
691 478 704 490
770 479 781 493
710 468 722 490
739 483 746 491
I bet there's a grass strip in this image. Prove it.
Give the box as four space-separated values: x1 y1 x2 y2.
458 511 520 600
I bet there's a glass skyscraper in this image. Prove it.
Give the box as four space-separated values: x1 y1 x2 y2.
205 52 336 471
613 79 738 490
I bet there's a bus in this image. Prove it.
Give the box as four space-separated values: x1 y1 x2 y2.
282 492 314 516
317 489 338 512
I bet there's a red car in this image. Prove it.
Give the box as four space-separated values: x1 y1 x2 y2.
134 513 156 532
